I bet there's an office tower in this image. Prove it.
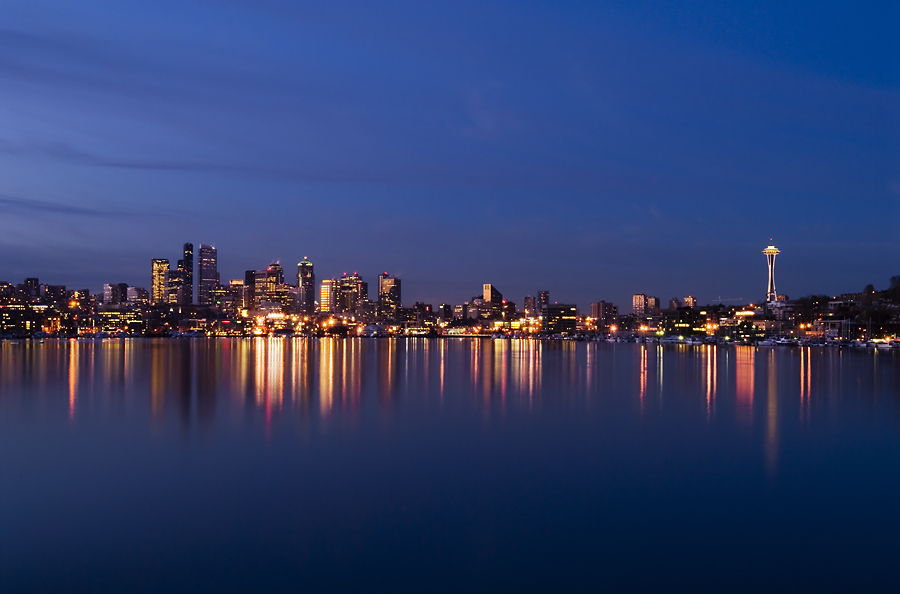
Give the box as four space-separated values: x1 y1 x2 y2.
537 290 549 311
438 304 453 321
453 303 468 320
198 244 218 306
647 296 660 314
297 258 315 312
181 243 194 304
483 284 503 318
541 304 577 334
684 295 697 308
669 297 682 310
103 283 128 305
319 279 338 313
151 259 169 305
591 301 618 328
377 273 401 320
24 278 39 300
166 269 185 304
339 272 366 313
127 287 150 304
633 294 648 316
763 245 780 302
523 295 536 318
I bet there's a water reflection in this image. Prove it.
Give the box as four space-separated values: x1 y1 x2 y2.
1 338 897 442
735 346 755 426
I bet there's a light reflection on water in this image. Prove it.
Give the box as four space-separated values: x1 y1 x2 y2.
0 338 898 592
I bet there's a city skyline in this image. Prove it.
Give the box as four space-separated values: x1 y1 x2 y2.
1 1 896 309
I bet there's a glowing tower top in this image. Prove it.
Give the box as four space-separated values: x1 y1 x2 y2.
762 245 780 302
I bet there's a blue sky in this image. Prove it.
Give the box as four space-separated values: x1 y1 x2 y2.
1 0 897 309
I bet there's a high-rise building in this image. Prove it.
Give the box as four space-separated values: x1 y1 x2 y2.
647 296 660 314
339 273 367 313
150 258 169 305
438 304 453 322
166 269 185 304
763 245 780 302
537 290 549 311
633 294 648 316
591 301 618 327
24 278 40 300
668 297 682 310
483 284 503 318
684 295 697 308
523 295 537 318
319 279 338 313
377 273 401 320
181 243 194 304
297 258 315 313
198 244 218 306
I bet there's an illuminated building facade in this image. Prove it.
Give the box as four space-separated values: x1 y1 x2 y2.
483 284 503 318
763 245 780 302
537 290 549 311
319 279 338 313
166 269 186 304
198 244 218 306
297 258 315 313
633 294 648 316
541 303 577 334
523 295 536 318
151 259 169 305
684 295 697 308
591 301 617 327
378 273 401 320
339 273 367 313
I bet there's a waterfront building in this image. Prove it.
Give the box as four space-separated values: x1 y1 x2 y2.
537 290 549 311
647 296 660 314
541 303 577 334
591 301 618 328
198 245 218 306
297 258 315 313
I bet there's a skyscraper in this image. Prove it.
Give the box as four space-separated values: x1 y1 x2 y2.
537 290 549 311
483 284 503 318
523 295 536 318
319 279 338 313
297 258 315 313
339 273 366 313
151 259 169 305
181 243 194 304
377 273 401 320
763 245 780 302
684 295 697 308
198 244 218 306
633 294 648 316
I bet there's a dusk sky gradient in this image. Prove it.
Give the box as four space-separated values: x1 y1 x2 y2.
1 0 898 310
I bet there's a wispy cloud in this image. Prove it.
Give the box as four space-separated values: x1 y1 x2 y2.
0 193 130 217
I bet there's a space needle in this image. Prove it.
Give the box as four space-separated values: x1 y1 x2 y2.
763 244 780 302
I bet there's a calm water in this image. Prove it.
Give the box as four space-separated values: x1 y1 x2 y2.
0 338 897 592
